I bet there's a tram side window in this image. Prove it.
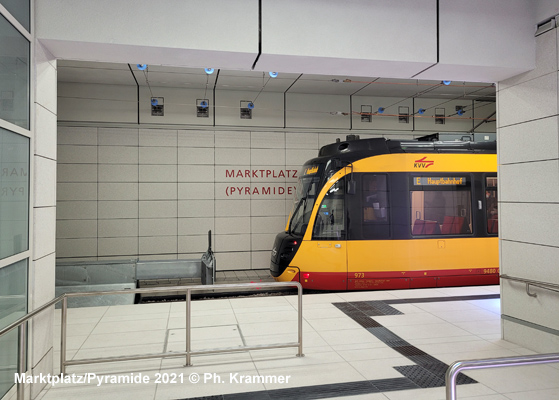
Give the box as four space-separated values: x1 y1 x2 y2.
313 179 345 240
410 187 472 236
361 174 390 239
363 174 388 222
486 176 498 234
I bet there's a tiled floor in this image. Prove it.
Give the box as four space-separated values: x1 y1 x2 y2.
26 285 559 400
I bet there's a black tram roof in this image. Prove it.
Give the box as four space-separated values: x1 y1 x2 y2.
313 136 496 164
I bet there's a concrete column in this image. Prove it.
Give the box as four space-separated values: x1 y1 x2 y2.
497 25 559 352
30 40 57 398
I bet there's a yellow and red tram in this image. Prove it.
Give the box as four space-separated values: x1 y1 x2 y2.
270 136 498 290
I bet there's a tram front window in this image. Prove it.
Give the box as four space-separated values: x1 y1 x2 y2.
289 170 322 236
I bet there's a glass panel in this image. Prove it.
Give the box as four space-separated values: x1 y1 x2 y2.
0 127 29 259
289 164 324 237
313 178 345 240
0 1 30 31
486 177 498 234
0 259 27 399
0 14 30 129
410 190 472 235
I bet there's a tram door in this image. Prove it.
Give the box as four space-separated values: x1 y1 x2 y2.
310 178 347 290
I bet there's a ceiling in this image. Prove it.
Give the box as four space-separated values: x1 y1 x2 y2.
57 61 496 102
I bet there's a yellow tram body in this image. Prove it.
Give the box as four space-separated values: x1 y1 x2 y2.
270 138 498 290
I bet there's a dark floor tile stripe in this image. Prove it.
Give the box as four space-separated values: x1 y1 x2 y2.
384 294 500 304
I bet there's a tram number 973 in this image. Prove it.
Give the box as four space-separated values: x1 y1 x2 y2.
354 273 365 278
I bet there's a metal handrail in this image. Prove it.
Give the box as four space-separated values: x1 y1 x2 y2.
500 274 559 297
0 281 304 400
446 353 559 400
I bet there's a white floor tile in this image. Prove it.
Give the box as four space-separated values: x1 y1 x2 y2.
251 349 345 370
66 359 163 377
384 288 448 299
243 330 325 348
102 303 170 317
337 346 407 362
73 343 165 360
382 386 446 400
374 312 448 327
409 335 481 346
466 298 501 313
59 322 100 336
91 318 169 334
388 323 472 340
433 308 500 323
416 340 510 356
504 388 559 399
317 328 385 346
285 293 346 305
80 330 168 349
306 316 362 331
348 356 412 380
335 291 399 302
40 382 158 400
388 303 426 314
451 319 502 336
302 306 347 319
413 301 481 313
258 362 367 389
229 296 292 309
53 335 89 351
466 364 559 393
234 310 297 324
235 320 313 336
168 314 239 329
435 349 522 365
166 337 245 352
330 394 390 400
437 286 499 296
453 383 501 398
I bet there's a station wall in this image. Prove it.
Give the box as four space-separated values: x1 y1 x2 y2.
498 27 559 352
56 82 496 268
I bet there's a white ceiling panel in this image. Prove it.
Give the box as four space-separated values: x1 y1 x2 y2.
216 75 298 92
57 65 137 86
56 60 495 101
133 70 217 89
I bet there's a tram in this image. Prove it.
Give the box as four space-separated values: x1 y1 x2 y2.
270 136 498 290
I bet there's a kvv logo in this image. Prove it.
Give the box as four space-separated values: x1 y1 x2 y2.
414 157 434 168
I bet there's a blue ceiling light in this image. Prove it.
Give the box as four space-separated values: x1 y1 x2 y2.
377 107 385 114
418 108 426 115
137 64 147 71
151 98 158 106
205 68 215 75
442 80 451 85
269 72 278 78
200 100 209 108
247 102 255 110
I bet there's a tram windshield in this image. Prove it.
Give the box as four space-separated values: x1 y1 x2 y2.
288 163 324 236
